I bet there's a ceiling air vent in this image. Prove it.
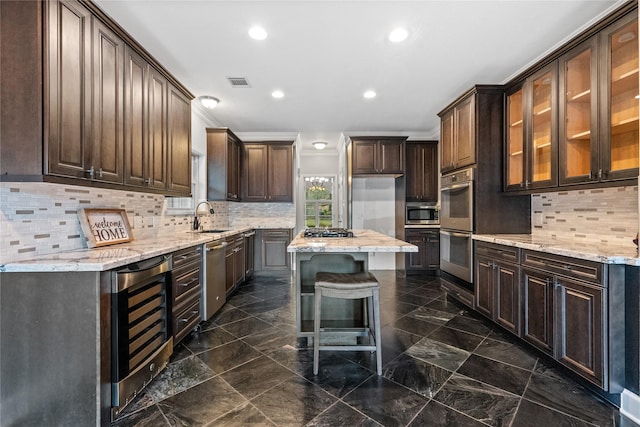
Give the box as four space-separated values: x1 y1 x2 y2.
227 77 251 88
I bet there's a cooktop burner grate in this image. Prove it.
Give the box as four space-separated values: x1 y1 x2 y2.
303 228 354 238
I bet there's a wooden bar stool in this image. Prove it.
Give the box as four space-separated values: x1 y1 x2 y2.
313 271 382 375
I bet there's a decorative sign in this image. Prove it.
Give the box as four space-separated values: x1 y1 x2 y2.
78 208 134 248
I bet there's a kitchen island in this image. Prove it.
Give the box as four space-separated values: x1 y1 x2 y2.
287 229 417 340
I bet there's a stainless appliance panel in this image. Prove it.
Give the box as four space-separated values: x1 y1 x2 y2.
440 230 473 284
111 255 172 418
440 168 474 232
203 240 228 320
406 203 439 225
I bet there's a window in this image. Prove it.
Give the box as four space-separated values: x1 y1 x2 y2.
166 154 200 212
304 176 334 228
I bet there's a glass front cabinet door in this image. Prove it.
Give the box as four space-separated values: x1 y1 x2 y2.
599 13 639 181
559 38 599 185
506 85 525 190
559 13 639 185
505 64 558 191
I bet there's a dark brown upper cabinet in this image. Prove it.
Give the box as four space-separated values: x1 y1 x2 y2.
505 3 638 192
439 93 475 173
351 137 406 175
242 142 293 202
167 85 192 195
405 141 438 203
559 13 639 185
0 0 193 196
505 63 559 191
597 12 639 182
206 128 241 201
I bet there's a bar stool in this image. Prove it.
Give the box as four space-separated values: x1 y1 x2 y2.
313 271 382 375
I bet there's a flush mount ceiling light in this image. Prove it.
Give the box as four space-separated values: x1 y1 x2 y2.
248 26 268 40
200 96 220 109
312 141 328 150
389 27 409 43
272 90 284 99
363 90 376 99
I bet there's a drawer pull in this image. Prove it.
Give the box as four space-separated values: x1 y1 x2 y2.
178 278 198 288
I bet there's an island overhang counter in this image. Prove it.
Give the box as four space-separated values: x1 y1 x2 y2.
287 229 418 340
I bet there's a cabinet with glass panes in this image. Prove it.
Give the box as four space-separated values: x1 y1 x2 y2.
559 37 597 185
601 13 639 181
559 12 638 185
505 63 558 191
506 5 638 192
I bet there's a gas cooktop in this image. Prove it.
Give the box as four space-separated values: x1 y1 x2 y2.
303 228 354 238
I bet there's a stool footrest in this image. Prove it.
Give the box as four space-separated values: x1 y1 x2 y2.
318 345 377 352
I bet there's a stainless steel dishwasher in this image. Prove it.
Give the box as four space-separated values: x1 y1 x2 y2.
202 239 228 320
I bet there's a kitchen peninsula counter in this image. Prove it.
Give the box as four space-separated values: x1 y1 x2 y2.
473 234 640 266
288 229 417 339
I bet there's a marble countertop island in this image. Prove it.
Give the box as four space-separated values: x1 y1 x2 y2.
473 234 640 266
287 229 418 253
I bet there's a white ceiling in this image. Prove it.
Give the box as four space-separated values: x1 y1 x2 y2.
95 0 625 149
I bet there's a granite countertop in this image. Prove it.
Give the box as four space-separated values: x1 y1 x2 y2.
473 234 640 266
0 227 255 273
287 229 418 253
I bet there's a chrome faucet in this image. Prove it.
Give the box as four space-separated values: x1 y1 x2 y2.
193 201 215 231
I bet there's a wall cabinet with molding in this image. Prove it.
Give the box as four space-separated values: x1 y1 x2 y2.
0 0 193 196
350 137 406 175
242 142 294 202
505 3 638 193
206 128 242 201
405 141 438 203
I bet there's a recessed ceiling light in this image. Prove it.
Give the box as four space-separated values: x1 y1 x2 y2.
248 26 268 40
363 90 376 99
312 141 328 150
272 90 284 99
389 27 409 43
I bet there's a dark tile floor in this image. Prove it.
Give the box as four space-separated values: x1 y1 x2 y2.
112 271 639 427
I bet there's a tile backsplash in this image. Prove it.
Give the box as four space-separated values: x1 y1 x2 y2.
0 182 295 263
3 182 637 262
531 185 638 244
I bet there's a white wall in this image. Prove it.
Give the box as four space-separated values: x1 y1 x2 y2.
351 176 397 269
191 104 220 203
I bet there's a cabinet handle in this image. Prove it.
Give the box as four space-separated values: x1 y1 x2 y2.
179 278 198 287
598 169 603 180
525 180 530 188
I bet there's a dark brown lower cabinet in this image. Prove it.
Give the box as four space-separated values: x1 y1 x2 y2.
405 229 440 274
521 267 555 356
472 242 626 392
224 234 245 294
555 276 605 388
473 243 519 335
171 245 202 345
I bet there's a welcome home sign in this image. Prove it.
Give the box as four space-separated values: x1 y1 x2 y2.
78 208 134 248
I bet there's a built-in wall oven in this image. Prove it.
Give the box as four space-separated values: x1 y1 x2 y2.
440 167 474 293
440 167 473 231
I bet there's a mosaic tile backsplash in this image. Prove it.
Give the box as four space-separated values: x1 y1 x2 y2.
531 185 638 245
0 182 294 263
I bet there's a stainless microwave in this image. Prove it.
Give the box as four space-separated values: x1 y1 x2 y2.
406 203 439 225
